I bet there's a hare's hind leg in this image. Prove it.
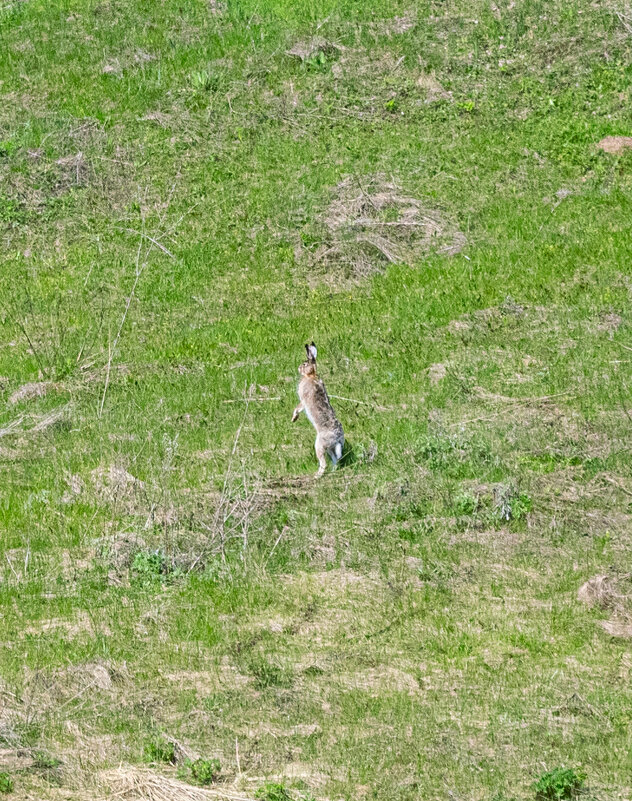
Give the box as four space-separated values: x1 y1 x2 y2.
328 440 343 471
315 435 327 477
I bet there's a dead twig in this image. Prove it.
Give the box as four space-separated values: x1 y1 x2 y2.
223 397 281 404
616 9 632 34
473 388 571 404
235 740 242 779
116 226 176 260
0 416 24 438
265 525 289 568
328 394 392 411
99 237 144 418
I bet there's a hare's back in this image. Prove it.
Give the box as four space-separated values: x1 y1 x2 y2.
301 379 340 430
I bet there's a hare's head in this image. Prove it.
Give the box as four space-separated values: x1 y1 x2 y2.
298 342 317 377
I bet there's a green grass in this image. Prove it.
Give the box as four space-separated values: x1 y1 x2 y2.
1 0 632 798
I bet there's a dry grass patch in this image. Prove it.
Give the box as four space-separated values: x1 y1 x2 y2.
286 36 343 62
24 661 129 708
578 573 632 639
164 662 252 693
8 381 60 405
22 611 106 640
333 666 420 696
0 748 36 772
331 49 404 80
101 766 254 801
102 49 155 76
371 14 417 36
300 174 465 283
281 568 384 610
428 362 448 385
416 72 452 102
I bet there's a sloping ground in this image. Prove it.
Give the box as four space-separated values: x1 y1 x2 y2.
1 1 632 799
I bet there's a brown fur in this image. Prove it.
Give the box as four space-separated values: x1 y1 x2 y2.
292 343 344 476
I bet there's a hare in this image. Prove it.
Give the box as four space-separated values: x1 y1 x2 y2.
292 342 344 477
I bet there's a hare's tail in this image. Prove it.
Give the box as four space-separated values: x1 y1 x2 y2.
334 441 343 461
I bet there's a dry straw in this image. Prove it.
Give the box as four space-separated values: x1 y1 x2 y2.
101 767 254 801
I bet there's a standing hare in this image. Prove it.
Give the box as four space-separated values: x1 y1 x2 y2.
292 343 344 477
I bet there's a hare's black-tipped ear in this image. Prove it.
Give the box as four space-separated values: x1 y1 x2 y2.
306 342 317 362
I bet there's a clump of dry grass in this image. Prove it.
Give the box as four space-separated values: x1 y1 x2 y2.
578 574 632 639
101 767 254 801
24 661 130 713
8 380 59 405
286 36 343 61
91 464 145 502
577 575 620 610
370 13 417 36
301 174 465 282
416 73 452 102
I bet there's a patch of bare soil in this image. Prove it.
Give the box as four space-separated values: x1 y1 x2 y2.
0 748 35 772
300 174 465 283
578 575 619 609
137 104 200 139
55 151 90 188
0 445 21 460
0 118 116 223
596 136 632 154
331 50 402 80
599 620 632 638
239 721 322 740
96 530 146 584
285 567 381 594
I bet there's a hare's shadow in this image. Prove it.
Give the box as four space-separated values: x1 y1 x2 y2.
338 441 357 469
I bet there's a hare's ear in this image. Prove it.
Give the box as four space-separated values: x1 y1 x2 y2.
306 342 317 362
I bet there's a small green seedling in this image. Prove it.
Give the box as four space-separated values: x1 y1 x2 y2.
144 737 176 764
0 773 13 794
255 783 293 801
189 758 221 786
534 767 586 800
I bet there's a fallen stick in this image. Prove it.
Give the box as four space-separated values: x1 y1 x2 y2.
223 397 281 403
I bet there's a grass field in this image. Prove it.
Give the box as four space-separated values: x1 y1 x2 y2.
1 0 632 798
